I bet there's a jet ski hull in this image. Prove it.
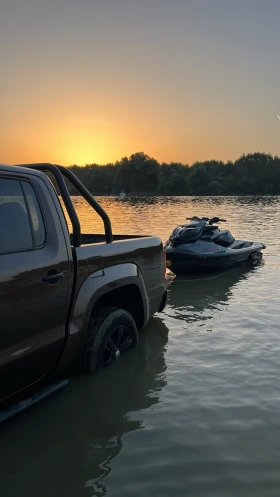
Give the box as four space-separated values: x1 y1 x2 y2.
165 240 265 275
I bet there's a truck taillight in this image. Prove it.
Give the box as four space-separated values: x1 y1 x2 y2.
163 248 166 281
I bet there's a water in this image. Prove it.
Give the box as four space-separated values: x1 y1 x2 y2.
1 196 280 497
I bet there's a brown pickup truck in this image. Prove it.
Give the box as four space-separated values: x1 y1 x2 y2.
0 163 167 422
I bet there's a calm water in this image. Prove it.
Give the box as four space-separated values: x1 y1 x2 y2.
1 196 280 497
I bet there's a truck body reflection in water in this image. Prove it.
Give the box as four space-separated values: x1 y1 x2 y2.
0 318 169 497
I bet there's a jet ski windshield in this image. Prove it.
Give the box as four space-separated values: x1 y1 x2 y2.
170 220 205 243
169 215 228 243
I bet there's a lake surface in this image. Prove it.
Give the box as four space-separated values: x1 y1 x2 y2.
1 196 280 497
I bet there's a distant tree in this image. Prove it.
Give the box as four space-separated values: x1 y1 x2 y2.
157 163 189 195
189 165 210 194
208 180 227 195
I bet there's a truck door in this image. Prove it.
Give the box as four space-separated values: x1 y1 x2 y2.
0 174 72 402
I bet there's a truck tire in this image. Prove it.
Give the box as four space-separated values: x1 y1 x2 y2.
81 306 138 373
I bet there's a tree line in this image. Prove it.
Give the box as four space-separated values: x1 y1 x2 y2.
67 152 280 196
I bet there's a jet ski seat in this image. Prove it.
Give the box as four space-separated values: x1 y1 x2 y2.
204 225 218 231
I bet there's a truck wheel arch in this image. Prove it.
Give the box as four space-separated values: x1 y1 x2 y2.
69 263 149 340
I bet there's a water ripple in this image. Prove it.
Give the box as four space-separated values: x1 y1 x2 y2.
1 196 280 497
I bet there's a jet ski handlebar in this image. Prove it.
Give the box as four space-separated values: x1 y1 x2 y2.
209 217 227 224
186 216 227 224
186 216 207 221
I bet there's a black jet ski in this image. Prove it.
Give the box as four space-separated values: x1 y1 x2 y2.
164 216 266 275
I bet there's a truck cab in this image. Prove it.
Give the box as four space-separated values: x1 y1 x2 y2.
0 163 167 421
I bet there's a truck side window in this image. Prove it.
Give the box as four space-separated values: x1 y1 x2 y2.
22 181 46 247
0 178 45 254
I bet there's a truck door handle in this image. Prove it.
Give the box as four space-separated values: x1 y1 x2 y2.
42 270 65 284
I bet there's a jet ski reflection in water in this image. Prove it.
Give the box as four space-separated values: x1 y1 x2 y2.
167 265 260 318
164 216 265 275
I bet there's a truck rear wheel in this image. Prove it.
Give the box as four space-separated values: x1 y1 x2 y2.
81 306 138 373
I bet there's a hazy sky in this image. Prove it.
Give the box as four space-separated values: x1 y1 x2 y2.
1 0 280 166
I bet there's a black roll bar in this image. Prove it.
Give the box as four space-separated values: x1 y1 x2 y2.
56 165 113 243
15 163 113 246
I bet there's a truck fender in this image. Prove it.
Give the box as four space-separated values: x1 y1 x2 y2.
70 263 149 338
56 263 149 375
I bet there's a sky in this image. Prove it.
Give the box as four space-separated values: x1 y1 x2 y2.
1 0 280 166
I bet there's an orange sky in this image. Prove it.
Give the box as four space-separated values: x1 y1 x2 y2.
1 1 280 167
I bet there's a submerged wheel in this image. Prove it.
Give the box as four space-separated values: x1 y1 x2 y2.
81 306 138 373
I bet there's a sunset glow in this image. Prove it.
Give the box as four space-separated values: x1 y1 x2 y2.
1 1 280 166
